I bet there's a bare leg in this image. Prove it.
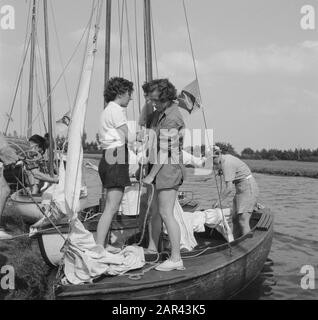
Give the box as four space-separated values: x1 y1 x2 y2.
157 189 181 262
232 212 251 238
147 190 161 253
96 187 124 246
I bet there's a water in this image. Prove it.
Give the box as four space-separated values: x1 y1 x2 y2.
83 163 318 300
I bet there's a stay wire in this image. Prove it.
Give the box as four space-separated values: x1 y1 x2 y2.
4 36 31 135
49 0 72 111
134 0 141 114
150 5 159 78
182 0 232 250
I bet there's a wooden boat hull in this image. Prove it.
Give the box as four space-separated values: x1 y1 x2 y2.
37 199 199 267
8 190 88 224
59 216 272 300
37 207 273 300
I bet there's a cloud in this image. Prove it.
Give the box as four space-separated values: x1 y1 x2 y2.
204 42 318 75
157 51 202 78
156 42 318 79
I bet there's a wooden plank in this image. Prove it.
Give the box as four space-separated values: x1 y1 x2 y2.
256 213 270 231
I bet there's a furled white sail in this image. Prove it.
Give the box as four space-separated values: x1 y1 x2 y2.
60 2 145 285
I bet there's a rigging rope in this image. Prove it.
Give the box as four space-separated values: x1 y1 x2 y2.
70 1 96 116
49 0 72 111
150 6 159 78
34 59 48 133
124 0 136 121
134 0 141 114
4 36 31 135
24 7 95 136
118 0 125 77
182 0 232 252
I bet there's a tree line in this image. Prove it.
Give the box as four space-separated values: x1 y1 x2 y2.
185 142 318 162
8 131 317 162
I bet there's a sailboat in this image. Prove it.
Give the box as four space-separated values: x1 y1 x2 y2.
33 0 273 300
5 0 88 224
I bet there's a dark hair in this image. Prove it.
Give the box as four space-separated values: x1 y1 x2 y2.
29 134 47 153
104 77 134 103
142 78 177 102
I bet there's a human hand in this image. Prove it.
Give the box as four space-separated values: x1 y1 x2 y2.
136 130 146 142
143 174 154 185
212 201 219 209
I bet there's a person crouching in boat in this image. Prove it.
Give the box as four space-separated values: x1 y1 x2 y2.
142 79 186 272
24 134 59 195
212 146 259 238
96 77 135 250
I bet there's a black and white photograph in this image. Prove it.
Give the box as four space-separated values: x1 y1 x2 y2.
0 0 317 303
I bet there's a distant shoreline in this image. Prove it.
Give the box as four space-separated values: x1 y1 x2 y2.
84 154 318 179
244 159 318 179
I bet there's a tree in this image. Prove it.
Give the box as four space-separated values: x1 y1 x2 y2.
241 147 254 159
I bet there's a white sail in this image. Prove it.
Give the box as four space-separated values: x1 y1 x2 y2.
60 2 145 285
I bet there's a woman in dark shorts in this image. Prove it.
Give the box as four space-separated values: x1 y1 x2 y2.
141 79 186 272
96 77 133 248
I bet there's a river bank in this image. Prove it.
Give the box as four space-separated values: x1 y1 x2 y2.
244 159 318 179
84 154 318 179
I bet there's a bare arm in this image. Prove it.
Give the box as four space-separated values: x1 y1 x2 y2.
117 123 136 146
31 168 59 183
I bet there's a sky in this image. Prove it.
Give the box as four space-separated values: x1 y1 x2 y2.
1 0 318 153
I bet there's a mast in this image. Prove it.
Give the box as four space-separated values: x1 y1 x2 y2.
43 0 54 176
144 0 153 82
104 0 112 107
143 0 153 127
101 0 112 211
27 0 36 139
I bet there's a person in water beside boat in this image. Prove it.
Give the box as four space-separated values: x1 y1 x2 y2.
141 79 186 272
212 146 259 238
24 134 59 195
96 77 136 251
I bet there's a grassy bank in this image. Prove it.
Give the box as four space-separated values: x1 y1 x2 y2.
244 160 318 179
0 214 54 300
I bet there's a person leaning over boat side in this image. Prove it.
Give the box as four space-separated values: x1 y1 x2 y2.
141 79 186 272
212 146 259 239
0 133 20 239
96 77 135 250
24 134 59 195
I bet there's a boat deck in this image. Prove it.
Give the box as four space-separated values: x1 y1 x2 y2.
55 210 273 300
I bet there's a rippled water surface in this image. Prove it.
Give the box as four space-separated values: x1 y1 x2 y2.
84 163 318 300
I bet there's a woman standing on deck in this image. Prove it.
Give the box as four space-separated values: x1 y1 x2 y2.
142 79 186 272
96 77 134 249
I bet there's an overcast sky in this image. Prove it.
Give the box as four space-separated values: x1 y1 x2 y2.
1 0 318 152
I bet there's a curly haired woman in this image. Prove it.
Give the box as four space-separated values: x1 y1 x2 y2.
97 77 134 249
142 78 186 271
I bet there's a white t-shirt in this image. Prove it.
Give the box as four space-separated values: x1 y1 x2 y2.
99 101 128 150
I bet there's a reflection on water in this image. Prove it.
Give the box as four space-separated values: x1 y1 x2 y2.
84 163 318 300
